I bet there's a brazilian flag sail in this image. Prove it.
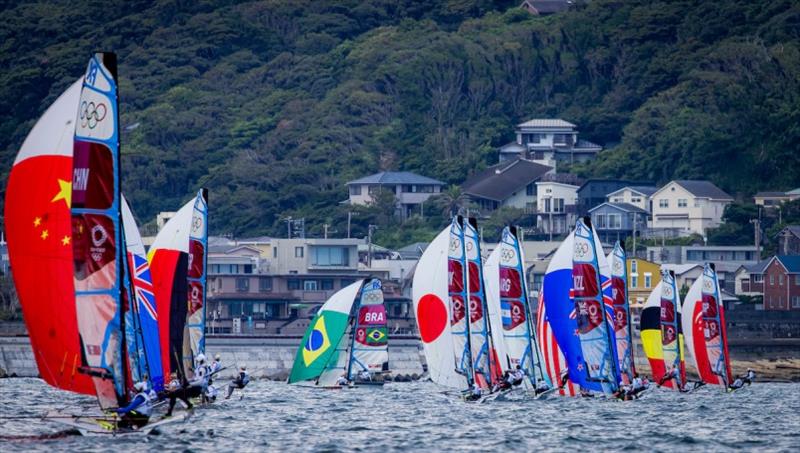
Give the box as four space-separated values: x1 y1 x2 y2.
288 280 364 384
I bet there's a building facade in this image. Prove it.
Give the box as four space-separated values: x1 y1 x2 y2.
762 256 800 311
776 226 800 256
648 180 733 237
346 171 445 219
498 119 602 168
576 179 653 216
535 181 579 236
589 202 648 244
605 186 657 212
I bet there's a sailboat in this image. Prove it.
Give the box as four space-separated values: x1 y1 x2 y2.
639 269 686 390
148 189 209 386
5 52 179 434
484 226 548 394
288 278 388 387
413 216 501 399
607 242 636 384
682 263 733 389
540 218 620 397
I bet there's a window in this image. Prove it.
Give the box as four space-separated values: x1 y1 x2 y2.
595 214 607 229
631 275 638 288
304 280 318 291
770 275 775 285
312 246 350 266
417 185 435 193
340 278 356 287
608 214 621 229
631 260 638 273
349 185 361 195
694 199 701 207
554 198 564 213
525 133 543 144
779 275 784 285
659 199 668 208
243 264 253 274
288 279 301 290
259 277 272 292
321 279 334 290
211 264 221 274
228 302 243 317
793 296 800 309
678 199 687 208
632 197 641 203
543 198 551 213
613 197 622 203
644 273 652 289
273 247 278 258
526 183 535 196
236 277 249 292
295 246 304 258
796 275 800 286
368 185 380 195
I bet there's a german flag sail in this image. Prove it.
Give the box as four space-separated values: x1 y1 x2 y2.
4 77 94 396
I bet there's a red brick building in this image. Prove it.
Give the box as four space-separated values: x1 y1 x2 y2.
763 255 800 311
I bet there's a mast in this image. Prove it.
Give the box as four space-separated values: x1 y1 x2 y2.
511 226 545 385
468 217 496 387
345 281 365 381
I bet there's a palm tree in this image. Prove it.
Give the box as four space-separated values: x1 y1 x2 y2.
433 185 470 218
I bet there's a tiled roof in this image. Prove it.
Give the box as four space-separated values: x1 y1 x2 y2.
776 255 800 273
627 186 658 196
780 225 800 238
516 119 576 129
589 202 648 214
462 159 553 202
347 171 445 186
673 180 733 200
754 191 788 198
744 260 770 274
574 139 602 150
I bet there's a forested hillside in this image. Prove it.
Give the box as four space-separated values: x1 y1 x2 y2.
1 0 799 243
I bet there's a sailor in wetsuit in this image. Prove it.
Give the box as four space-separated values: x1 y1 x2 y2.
465 382 483 401
226 366 250 399
510 366 525 386
164 372 194 417
658 366 683 390
115 381 155 429
534 379 551 395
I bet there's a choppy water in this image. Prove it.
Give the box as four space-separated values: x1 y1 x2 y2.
0 378 798 451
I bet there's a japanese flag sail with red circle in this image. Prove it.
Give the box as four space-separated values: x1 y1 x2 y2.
3 77 94 396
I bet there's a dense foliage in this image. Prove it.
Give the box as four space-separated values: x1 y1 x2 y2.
1 0 799 247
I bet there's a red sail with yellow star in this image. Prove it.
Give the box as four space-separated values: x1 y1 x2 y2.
3 78 94 395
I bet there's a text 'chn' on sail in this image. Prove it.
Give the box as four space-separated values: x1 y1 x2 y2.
541 217 620 396
148 189 209 384
289 279 388 386
682 263 733 389
485 226 548 391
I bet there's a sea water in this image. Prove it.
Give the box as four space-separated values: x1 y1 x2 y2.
0 378 798 451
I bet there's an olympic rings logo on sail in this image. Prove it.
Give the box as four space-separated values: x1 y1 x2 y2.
703 279 713 292
663 286 673 298
191 217 203 234
500 248 515 263
449 238 461 252
465 242 474 252
363 291 382 303
574 242 589 258
80 101 107 129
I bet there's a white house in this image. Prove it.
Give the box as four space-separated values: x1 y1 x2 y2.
535 180 579 236
346 171 445 219
498 119 602 169
605 186 657 212
648 180 733 237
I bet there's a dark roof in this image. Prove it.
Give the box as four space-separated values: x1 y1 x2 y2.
574 139 602 150
577 179 654 195
744 260 770 274
778 225 800 239
589 202 648 214
755 191 788 198
673 180 733 200
627 186 658 197
776 255 800 273
462 159 553 202
499 142 525 153
521 1 572 15
347 171 444 186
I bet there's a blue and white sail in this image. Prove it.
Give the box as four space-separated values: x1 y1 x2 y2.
607 242 635 384
447 217 474 386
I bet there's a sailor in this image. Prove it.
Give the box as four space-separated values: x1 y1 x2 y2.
336 374 350 386
358 368 372 382
205 384 218 403
558 370 570 389
164 371 194 417
510 365 525 386
728 377 745 391
534 379 550 395
658 366 680 387
115 381 154 429
226 366 250 399
191 354 212 401
210 354 223 374
741 368 756 385
466 382 482 401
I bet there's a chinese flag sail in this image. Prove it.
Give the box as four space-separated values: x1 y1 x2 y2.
3 78 94 395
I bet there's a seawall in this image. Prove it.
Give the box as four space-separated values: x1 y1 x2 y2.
0 335 425 380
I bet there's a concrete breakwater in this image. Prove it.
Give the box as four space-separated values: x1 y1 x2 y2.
0 335 425 381
2 335 798 382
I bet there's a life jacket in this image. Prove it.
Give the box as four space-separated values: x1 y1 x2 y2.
241 371 250 385
133 390 154 417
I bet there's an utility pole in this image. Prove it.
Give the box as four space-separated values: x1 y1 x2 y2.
347 211 357 239
367 224 377 268
285 216 293 239
632 212 638 259
750 217 761 256
323 224 329 239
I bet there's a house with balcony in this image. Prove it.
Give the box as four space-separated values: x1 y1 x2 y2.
345 171 445 219
588 202 648 244
645 245 760 266
648 180 733 237
534 180 579 237
498 119 602 168
462 158 553 214
754 189 800 208
735 260 769 298
576 179 654 216
762 255 800 311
